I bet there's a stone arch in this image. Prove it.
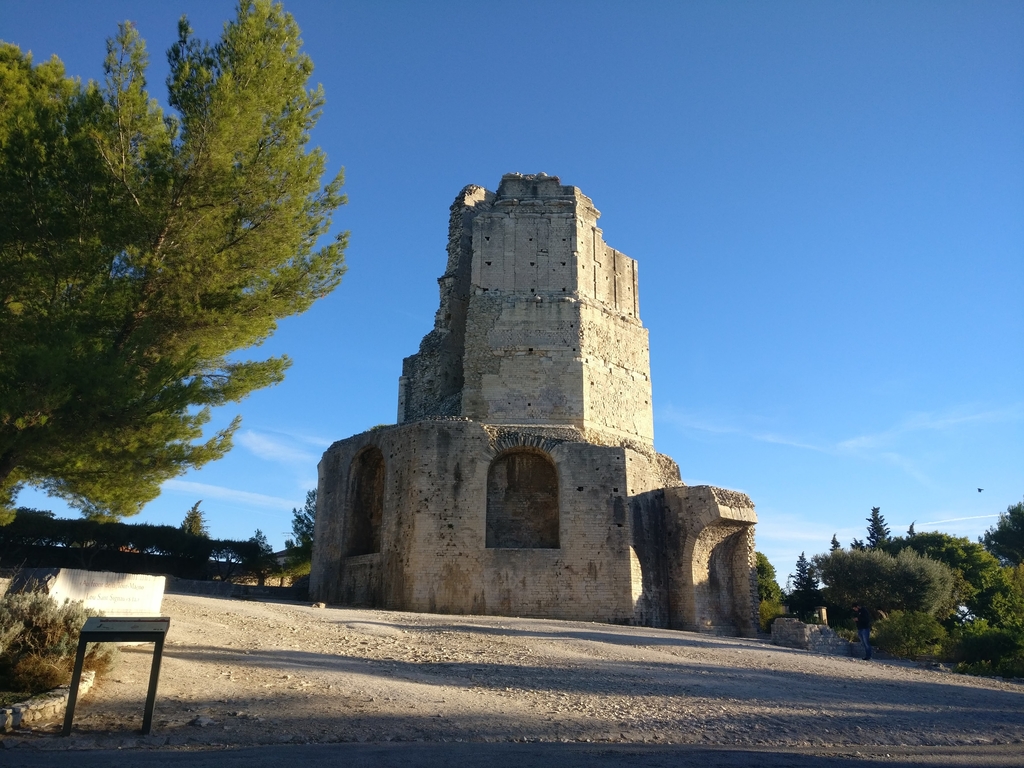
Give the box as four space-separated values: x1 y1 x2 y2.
346 446 385 556
692 525 749 632
486 449 559 548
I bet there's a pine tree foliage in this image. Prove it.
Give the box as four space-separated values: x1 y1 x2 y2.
830 534 841 551
787 552 823 617
245 527 278 586
179 501 209 538
0 2 347 519
983 499 1024 566
866 507 891 549
284 488 315 574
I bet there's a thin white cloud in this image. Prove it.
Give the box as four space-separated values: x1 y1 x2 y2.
837 404 1024 453
278 430 333 449
163 480 297 511
875 451 933 487
236 430 319 465
661 402 1022 487
660 407 825 452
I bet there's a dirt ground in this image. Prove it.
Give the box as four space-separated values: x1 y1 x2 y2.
9 594 1024 751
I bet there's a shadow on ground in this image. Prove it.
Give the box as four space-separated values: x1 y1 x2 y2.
4 741 1024 768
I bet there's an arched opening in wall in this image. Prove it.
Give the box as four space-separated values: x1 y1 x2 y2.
486 449 559 548
346 447 385 557
701 527 747 631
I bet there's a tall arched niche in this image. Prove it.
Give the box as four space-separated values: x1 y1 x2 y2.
346 446 385 556
486 449 559 548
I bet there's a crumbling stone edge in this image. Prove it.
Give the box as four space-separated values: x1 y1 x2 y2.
0 670 95 732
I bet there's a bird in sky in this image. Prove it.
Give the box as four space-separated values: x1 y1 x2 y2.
978 488 984 492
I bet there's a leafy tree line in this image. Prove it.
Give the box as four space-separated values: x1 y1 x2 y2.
0 0 346 521
0 507 263 580
758 498 1024 677
0 484 318 586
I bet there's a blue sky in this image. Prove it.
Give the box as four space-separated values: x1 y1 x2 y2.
3 1 1022 581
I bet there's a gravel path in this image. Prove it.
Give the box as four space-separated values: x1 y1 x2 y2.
14 594 1024 751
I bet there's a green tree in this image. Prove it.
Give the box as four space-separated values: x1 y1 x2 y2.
882 531 1014 626
813 547 955 616
830 534 841 552
0 1 347 520
756 551 785 630
244 528 278 586
786 552 822 618
284 488 316 576
179 501 209 538
866 506 890 549
982 499 1024 566
755 551 783 603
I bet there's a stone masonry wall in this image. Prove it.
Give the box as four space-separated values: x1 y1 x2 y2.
398 186 493 423
771 618 857 656
578 300 653 445
460 293 586 428
398 174 653 448
662 486 759 636
311 420 637 622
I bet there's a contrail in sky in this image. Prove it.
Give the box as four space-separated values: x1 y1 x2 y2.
920 514 999 525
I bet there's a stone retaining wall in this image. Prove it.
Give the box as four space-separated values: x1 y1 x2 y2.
165 577 305 601
1 670 95 731
771 618 856 656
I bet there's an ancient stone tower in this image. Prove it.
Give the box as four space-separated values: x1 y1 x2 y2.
311 174 759 635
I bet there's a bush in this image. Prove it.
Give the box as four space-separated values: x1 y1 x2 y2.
0 592 115 696
813 548 955 616
759 598 785 632
945 621 1024 678
872 611 946 658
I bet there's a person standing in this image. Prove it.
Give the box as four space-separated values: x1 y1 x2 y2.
852 602 872 660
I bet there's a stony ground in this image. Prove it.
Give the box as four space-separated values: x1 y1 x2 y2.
8 594 1024 752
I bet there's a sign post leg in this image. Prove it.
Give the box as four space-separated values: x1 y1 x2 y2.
61 638 90 736
141 635 165 735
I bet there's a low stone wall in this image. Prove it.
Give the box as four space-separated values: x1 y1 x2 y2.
165 577 306 601
771 618 856 656
1 671 95 731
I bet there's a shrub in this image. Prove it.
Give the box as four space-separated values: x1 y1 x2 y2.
946 621 1024 678
813 548 955 616
0 592 115 696
759 598 785 632
872 611 946 658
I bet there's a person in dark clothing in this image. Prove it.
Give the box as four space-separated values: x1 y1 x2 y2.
852 602 872 660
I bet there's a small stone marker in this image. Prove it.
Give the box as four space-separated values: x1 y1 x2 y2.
61 616 170 737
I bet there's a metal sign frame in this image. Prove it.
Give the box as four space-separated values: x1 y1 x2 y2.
61 617 171 737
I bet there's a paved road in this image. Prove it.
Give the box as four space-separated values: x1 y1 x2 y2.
2 742 1022 768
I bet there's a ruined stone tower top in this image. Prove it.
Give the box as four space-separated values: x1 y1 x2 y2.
398 174 654 447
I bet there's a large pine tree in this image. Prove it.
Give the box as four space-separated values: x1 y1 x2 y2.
0 2 347 519
866 507 891 549
180 501 209 538
787 552 822 618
